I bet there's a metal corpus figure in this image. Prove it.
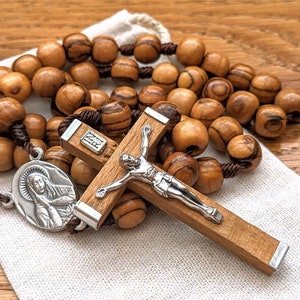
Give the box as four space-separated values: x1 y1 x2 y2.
96 125 223 224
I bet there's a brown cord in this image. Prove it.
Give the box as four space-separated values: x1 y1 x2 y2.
97 65 154 79
221 162 242 178
118 42 177 56
0 192 10 204
58 109 102 136
9 122 38 157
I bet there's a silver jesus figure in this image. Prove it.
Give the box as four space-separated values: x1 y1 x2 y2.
96 125 223 224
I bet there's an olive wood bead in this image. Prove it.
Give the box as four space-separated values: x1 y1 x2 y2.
12 54 42 80
227 135 262 171
111 57 139 86
32 67 66 98
69 62 100 89
92 35 119 64
133 33 161 63
226 63 256 90
101 101 132 137
226 91 260 125
63 32 92 63
70 157 98 186
13 138 47 168
176 37 206 66
152 62 180 93
202 77 233 103
55 82 91 115
254 104 286 138
249 73 281 104
157 140 176 163
201 52 230 77
208 116 243 152
46 116 65 147
274 88 300 122
0 137 14 171
23 113 47 140
151 101 181 131
162 151 199 186
172 118 209 156
0 66 12 80
89 89 110 109
194 157 224 194
138 85 167 110
44 145 74 174
190 98 225 128
166 88 198 116
110 86 138 109
177 66 208 96
63 71 74 84
0 97 26 132
37 40 66 69
112 192 147 229
0 71 32 103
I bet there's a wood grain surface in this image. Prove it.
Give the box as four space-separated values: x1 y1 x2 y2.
1 1 300 298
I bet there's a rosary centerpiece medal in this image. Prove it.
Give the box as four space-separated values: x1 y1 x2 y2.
10 147 79 232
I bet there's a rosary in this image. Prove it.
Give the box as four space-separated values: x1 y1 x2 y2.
1 29 298 274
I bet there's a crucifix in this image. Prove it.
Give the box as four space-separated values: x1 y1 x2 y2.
60 107 289 275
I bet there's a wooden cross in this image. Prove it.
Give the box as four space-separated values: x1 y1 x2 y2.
61 107 289 275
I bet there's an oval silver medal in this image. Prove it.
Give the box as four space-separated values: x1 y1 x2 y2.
12 159 79 232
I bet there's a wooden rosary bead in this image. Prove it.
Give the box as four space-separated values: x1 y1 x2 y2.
138 85 167 110
69 62 100 89
151 101 181 131
37 40 66 69
162 151 199 186
101 101 132 137
177 66 208 96
0 97 26 132
0 71 32 103
70 157 98 186
46 116 65 147
13 138 47 168
274 88 300 122
63 32 92 63
167 88 198 115
32 67 66 98
91 35 119 64
133 33 161 63
0 137 14 171
208 116 243 152
44 145 74 174
12 54 42 80
172 117 209 156
110 86 138 109
202 77 233 103
157 140 176 163
226 63 256 90
55 82 91 115
227 134 262 171
249 73 281 104
201 52 230 77
23 113 47 140
111 57 139 86
193 157 224 194
63 71 74 84
190 98 224 128
254 104 287 138
0 66 12 80
226 91 260 125
176 37 206 66
89 89 110 109
152 62 180 93
112 191 147 229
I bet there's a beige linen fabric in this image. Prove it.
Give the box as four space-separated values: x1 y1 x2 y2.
0 10 299 300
